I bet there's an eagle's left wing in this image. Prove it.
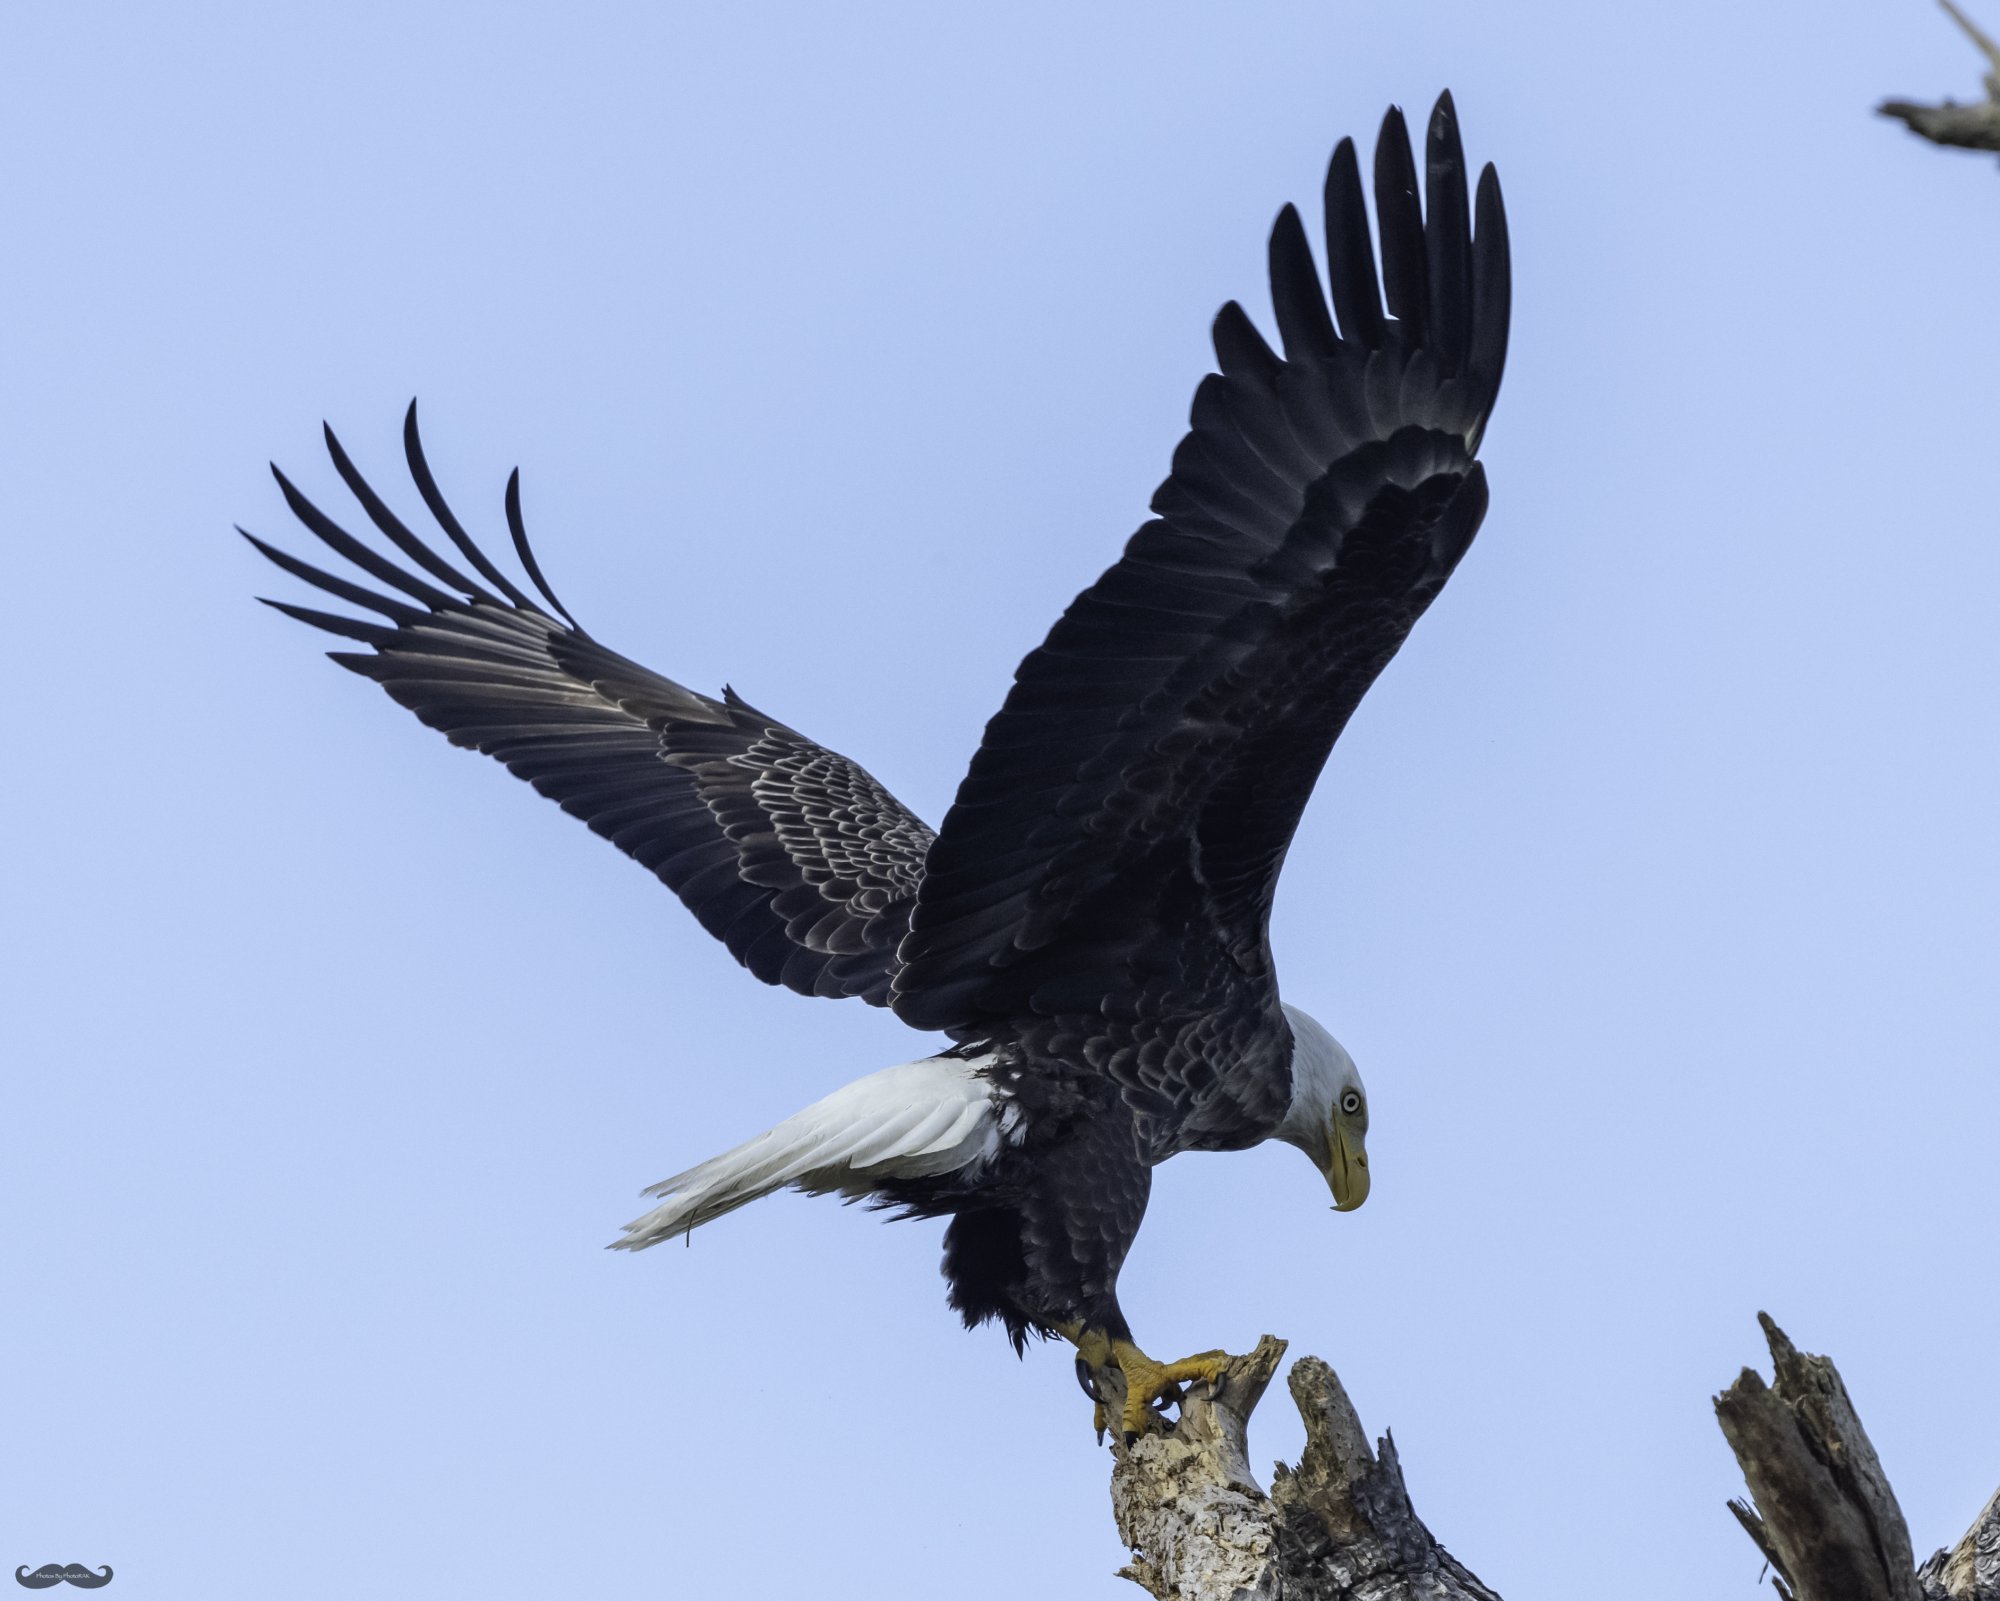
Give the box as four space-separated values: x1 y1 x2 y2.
246 406 933 1005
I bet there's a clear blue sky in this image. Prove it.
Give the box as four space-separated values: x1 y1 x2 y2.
5 2 1997 1596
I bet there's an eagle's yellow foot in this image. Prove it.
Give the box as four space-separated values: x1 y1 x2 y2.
1108 1340 1230 1441
1064 1325 1232 1443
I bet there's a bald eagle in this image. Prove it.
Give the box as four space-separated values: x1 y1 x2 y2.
247 94 1508 1440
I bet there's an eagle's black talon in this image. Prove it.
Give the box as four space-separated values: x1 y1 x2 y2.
1074 1356 1102 1403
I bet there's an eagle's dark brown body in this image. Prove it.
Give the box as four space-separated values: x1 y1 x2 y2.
246 95 1508 1395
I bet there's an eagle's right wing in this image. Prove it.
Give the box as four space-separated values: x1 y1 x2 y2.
247 404 933 1005
894 97 1507 1046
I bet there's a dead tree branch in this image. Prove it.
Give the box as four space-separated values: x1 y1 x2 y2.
1099 1315 1998 1599
1879 0 2000 154
1715 1313 2000 1601
1104 1336 1500 1600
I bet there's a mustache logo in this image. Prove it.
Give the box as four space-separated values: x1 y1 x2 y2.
14 1568 113 1590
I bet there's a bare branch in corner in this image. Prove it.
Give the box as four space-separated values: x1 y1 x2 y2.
1880 0 2000 155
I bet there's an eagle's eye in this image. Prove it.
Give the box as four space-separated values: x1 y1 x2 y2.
1339 1089 1362 1117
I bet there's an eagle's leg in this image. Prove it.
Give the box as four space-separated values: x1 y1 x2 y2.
1061 1324 1231 1443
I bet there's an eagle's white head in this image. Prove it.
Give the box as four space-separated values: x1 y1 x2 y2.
1273 1003 1370 1211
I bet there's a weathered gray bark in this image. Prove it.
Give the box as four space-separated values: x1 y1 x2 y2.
1098 1317 1997 1599
1879 0 2000 154
1715 1313 2000 1601
1920 1487 2000 1601
1102 1337 1500 1600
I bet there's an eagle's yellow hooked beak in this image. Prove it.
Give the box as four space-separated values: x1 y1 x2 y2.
1327 1123 1370 1212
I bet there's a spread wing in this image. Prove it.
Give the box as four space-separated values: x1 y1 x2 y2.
895 95 1509 1035
246 405 933 1005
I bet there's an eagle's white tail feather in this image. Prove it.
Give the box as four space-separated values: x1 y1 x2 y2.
610 1054 1006 1251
